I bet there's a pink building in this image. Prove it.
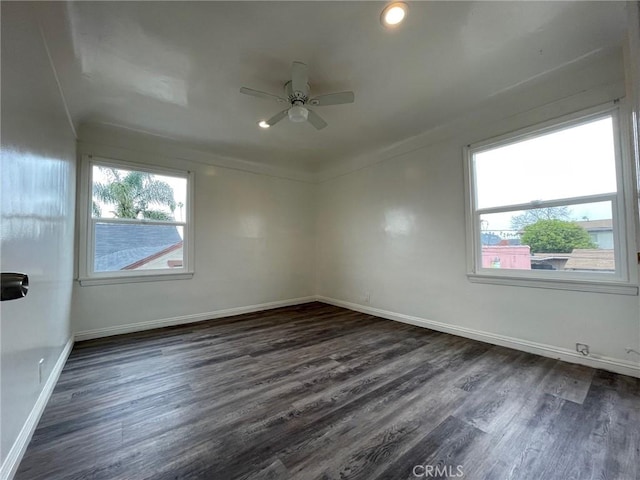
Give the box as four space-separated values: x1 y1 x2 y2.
481 245 531 270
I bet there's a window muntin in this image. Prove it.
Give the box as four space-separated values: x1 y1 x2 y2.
467 109 627 283
80 157 192 283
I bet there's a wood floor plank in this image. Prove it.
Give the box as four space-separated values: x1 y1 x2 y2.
452 351 556 434
462 392 568 480
14 302 640 480
541 361 596 404
373 415 486 480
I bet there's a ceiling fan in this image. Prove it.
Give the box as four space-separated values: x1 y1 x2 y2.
240 61 355 130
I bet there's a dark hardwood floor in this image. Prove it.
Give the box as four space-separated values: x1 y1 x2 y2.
16 302 640 480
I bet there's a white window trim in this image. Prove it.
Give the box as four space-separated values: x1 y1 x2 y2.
464 102 638 295
77 154 194 286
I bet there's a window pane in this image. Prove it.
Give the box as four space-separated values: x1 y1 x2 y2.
474 117 617 209
92 165 187 221
94 223 184 272
479 201 614 273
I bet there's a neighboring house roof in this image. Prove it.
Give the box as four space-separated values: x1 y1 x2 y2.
95 223 183 272
575 219 612 231
530 253 570 262
122 242 183 270
564 249 615 271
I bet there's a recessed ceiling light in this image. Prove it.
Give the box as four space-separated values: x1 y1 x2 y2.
258 120 270 129
381 2 408 28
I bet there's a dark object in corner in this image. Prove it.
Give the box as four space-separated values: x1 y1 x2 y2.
1 272 29 301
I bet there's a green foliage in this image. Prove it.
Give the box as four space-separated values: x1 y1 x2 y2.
510 206 571 231
93 168 176 220
521 219 596 253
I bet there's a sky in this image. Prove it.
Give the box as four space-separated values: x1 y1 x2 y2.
474 116 616 231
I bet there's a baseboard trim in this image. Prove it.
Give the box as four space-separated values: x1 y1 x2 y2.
316 296 640 378
74 296 318 341
0 336 74 480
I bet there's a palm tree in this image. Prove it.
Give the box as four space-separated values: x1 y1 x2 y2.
93 168 176 220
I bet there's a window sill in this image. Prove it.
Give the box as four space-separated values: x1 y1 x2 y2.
78 272 194 287
467 273 638 295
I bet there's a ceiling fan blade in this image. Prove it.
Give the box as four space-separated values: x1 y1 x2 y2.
266 109 288 126
291 62 308 94
307 109 327 130
240 87 287 103
309 91 355 106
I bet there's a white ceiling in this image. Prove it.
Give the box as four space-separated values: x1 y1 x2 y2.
37 1 627 173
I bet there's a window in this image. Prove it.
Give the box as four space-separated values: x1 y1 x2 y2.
78 155 193 285
465 105 636 294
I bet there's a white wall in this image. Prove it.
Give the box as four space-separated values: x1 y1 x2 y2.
0 2 76 474
316 48 640 376
71 124 316 338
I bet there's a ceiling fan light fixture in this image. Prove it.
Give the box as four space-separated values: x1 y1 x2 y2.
240 61 353 130
288 105 308 123
381 2 408 28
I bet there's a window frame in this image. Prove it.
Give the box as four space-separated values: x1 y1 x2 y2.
77 154 194 286
464 103 638 295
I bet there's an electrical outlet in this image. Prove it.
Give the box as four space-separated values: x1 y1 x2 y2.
364 292 371 304
576 343 589 356
38 358 44 384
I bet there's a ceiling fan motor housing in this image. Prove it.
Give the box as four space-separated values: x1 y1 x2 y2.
284 80 309 105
